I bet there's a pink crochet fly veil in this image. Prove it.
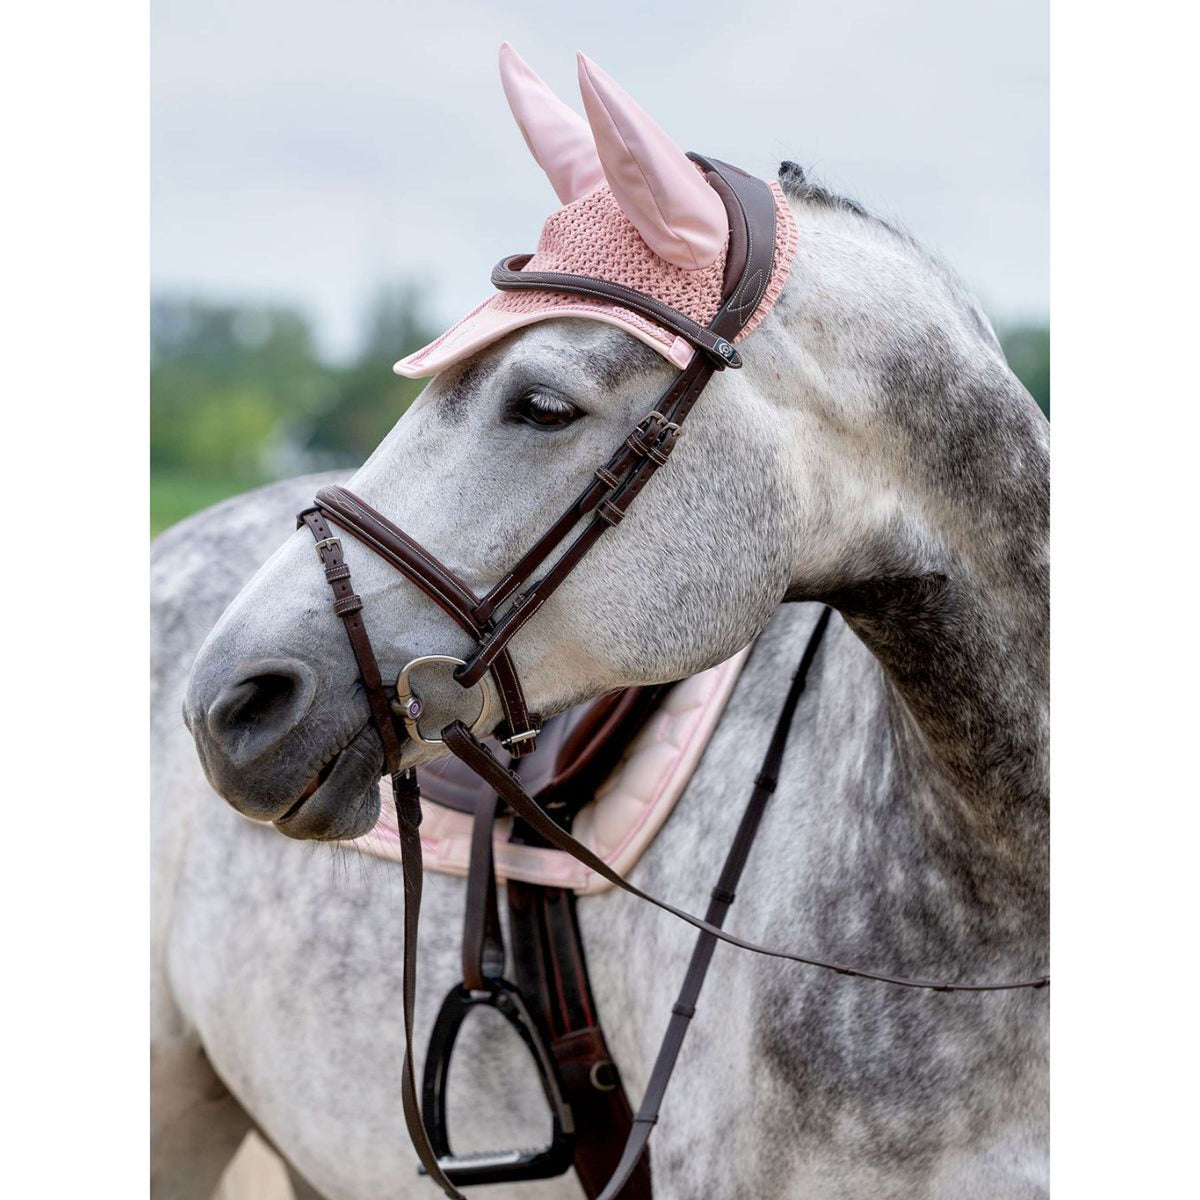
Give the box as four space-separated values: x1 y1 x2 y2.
394 46 797 380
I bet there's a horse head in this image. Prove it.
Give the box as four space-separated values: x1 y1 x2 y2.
185 46 1046 845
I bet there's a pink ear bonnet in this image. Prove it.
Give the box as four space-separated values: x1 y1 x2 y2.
394 46 797 379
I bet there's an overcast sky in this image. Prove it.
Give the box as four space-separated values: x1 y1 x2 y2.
152 0 1047 360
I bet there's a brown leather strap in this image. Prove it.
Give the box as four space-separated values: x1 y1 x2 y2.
299 509 405 774
691 154 781 344
454 360 709 689
391 771 473 1199
507 881 652 1200
488 153 780 370
312 485 541 754
492 255 742 369
553 1027 650 1200
461 789 505 991
592 607 828 1199
469 405 688 628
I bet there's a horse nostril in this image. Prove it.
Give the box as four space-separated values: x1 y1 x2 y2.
205 658 318 763
226 673 294 726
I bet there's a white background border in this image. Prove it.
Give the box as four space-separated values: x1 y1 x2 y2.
5 1 147 1192
4 0 1198 1194
1052 0 1199 1191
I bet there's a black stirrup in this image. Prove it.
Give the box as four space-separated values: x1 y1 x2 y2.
420 978 576 1186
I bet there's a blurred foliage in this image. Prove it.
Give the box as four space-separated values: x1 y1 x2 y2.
150 287 432 533
150 292 1049 535
999 324 1050 417
150 471 257 535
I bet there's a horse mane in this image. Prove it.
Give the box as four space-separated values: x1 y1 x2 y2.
777 161 870 218
778 161 1003 354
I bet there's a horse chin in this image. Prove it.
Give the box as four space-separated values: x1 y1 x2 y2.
273 725 385 841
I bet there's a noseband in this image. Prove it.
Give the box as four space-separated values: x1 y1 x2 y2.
297 156 1049 1200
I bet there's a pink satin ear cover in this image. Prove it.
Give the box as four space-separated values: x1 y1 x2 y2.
499 43 604 205
577 52 727 270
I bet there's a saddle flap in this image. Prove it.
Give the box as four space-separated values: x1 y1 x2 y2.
416 687 653 814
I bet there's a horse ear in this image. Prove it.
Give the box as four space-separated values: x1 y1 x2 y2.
576 52 727 270
499 43 604 205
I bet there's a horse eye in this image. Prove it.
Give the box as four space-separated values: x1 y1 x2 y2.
513 390 580 430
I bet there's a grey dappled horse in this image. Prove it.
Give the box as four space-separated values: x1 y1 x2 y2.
152 162 1048 1199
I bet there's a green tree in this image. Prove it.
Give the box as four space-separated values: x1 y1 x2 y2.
150 298 334 480
150 288 436 532
298 285 433 464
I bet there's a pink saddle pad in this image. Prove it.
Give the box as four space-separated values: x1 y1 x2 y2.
353 647 750 894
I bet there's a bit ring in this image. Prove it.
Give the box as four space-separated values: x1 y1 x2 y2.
394 655 493 747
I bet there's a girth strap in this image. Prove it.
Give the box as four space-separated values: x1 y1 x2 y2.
507 879 652 1200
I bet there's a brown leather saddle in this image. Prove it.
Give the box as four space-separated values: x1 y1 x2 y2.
417 686 659 818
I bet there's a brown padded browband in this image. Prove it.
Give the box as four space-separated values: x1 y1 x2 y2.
485 152 779 375
490 254 743 368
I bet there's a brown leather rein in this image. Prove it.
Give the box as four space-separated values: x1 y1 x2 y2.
296 156 1049 1198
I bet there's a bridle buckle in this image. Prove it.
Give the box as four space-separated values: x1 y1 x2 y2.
639 410 681 437
313 536 343 559
626 411 682 466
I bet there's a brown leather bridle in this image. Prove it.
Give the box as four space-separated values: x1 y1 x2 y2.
302 155 779 762
296 156 1049 1199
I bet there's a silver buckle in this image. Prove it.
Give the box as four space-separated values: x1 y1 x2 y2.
313 536 342 559
393 655 494 747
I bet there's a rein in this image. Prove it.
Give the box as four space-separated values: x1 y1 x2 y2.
297 155 1049 1198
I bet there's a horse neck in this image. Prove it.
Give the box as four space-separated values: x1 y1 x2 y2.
726 605 1046 987
769 203 1049 902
